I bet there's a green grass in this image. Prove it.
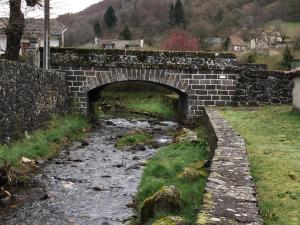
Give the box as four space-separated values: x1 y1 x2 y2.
116 130 153 149
280 22 300 39
0 115 90 167
254 54 284 70
136 140 209 224
100 91 178 119
218 106 300 225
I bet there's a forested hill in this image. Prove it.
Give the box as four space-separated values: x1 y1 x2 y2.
57 0 300 48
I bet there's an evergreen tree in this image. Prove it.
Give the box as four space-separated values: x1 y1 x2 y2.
120 25 132 40
224 37 230 51
169 3 175 25
281 47 294 70
93 20 102 36
173 0 185 26
104 6 117 29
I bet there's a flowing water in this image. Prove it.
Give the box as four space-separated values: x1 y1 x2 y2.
0 118 179 225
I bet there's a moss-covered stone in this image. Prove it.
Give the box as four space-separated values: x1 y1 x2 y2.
152 216 188 225
177 160 208 182
173 128 198 143
140 186 183 224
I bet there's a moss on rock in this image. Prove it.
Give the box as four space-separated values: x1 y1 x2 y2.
140 185 183 224
173 128 198 143
177 160 208 182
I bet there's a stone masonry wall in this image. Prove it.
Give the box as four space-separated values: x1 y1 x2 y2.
51 65 237 117
197 108 263 225
0 59 68 143
233 70 294 106
48 47 237 71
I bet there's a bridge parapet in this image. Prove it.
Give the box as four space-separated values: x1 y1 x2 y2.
48 48 237 71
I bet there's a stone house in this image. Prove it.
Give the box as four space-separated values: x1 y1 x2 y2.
0 18 67 55
226 35 247 52
81 37 144 50
250 30 283 50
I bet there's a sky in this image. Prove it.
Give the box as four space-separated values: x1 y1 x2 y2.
0 0 102 18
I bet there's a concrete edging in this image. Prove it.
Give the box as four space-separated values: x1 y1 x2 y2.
197 108 263 225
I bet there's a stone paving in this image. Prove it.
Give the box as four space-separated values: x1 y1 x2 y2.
197 108 263 225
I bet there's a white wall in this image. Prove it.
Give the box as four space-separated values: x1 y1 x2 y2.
0 35 7 54
234 46 241 51
0 35 61 55
293 76 300 113
39 37 60 47
50 38 60 47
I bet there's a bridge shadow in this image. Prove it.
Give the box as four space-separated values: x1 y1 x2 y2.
87 81 188 120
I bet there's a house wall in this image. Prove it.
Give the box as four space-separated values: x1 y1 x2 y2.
0 35 7 54
293 76 300 113
38 37 60 48
233 45 246 52
0 35 61 54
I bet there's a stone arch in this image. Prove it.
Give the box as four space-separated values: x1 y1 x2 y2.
85 68 189 94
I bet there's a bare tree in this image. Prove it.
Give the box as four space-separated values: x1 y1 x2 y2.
5 0 41 61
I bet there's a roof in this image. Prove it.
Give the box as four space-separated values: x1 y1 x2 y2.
0 18 66 36
81 39 141 49
229 35 246 47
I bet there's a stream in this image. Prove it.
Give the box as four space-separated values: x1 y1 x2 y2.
0 118 179 225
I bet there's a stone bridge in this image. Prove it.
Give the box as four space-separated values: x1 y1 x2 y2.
48 48 293 118
49 48 238 118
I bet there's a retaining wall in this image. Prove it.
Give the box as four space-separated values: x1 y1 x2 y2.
197 108 263 225
0 59 68 143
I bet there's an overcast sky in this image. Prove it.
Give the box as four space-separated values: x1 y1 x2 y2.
0 0 102 18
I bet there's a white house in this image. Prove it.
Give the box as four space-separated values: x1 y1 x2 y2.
0 18 67 55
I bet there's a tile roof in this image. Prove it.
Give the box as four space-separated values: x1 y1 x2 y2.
229 35 246 47
0 18 66 36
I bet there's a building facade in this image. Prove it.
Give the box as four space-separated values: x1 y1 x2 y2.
0 18 67 55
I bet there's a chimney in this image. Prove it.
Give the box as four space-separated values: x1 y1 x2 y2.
140 39 144 48
94 36 100 45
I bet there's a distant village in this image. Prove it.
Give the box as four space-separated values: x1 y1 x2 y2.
0 18 298 69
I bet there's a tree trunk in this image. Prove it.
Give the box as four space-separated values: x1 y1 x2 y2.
5 0 24 61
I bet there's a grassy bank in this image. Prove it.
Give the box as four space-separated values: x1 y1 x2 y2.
116 130 153 149
0 115 90 183
219 106 300 225
136 136 209 224
93 82 179 120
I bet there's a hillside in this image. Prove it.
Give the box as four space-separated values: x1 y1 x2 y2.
57 0 300 48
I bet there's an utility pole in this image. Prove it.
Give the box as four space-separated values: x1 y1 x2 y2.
43 0 50 70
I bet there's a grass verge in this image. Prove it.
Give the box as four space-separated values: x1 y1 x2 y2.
219 106 300 225
136 138 209 224
93 82 179 120
116 130 153 149
0 115 90 184
100 91 178 119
